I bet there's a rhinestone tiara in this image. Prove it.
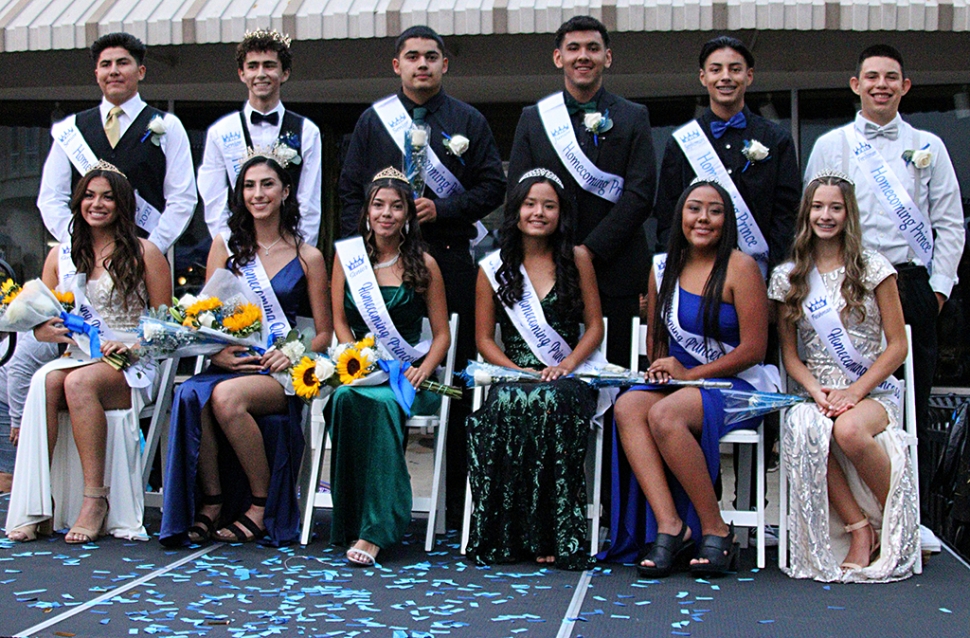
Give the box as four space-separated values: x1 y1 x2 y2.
810 168 855 186
371 166 410 184
689 175 724 188
88 159 127 179
245 142 297 169
518 168 564 190
242 29 292 49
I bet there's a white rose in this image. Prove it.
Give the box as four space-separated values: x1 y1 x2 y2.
315 357 335 382
447 134 470 156
198 311 216 328
911 149 933 169
330 343 350 360
178 293 197 308
473 370 492 386
148 117 166 135
280 340 306 362
584 112 604 131
410 128 427 147
275 144 298 162
359 347 377 363
745 140 770 161
143 322 158 342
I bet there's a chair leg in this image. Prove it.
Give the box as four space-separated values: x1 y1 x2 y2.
589 424 604 556
424 416 448 552
460 477 472 555
778 433 789 570
756 426 766 569
735 444 753 549
300 429 325 546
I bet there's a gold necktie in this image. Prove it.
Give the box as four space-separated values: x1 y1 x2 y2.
104 106 123 148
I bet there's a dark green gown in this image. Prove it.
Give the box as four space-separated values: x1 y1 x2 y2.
326 286 441 549
466 289 596 570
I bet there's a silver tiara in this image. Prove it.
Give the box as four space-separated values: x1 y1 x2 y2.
810 168 855 186
518 168 564 190
689 175 723 188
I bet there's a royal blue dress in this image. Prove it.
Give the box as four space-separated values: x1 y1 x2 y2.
160 258 310 547
600 288 760 563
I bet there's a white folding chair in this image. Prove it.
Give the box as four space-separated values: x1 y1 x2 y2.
140 356 179 508
778 325 921 574
298 313 459 551
460 319 608 557
628 316 766 568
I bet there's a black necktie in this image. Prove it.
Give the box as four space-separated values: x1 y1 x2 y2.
250 111 279 126
412 107 427 126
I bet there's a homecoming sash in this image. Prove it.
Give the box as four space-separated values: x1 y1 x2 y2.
537 93 624 203
673 119 769 276
220 233 291 344
480 250 608 375
336 236 431 363
51 115 162 235
845 125 934 271
653 254 778 392
804 267 902 408
210 113 249 185
372 95 466 199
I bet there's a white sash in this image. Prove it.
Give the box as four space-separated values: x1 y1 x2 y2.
480 250 607 375
221 232 291 343
51 115 162 234
56 242 116 344
845 125 934 270
335 236 431 363
211 113 249 185
372 95 466 199
804 267 902 408
673 119 769 276
653 254 778 392
537 93 624 203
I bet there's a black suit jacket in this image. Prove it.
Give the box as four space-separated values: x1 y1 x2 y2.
654 106 800 272
507 89 657 298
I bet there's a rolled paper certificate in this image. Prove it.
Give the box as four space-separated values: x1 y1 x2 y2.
410 127 428 147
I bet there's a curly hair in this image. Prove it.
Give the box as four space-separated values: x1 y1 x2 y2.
69 169 146 311
781 175 868 325
236 33 292 73
652 179 738 360
358 178 430 293
227 156 303 274
496 173 584 323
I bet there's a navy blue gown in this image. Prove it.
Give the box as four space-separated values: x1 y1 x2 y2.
600 288 760 563
160 258 310 547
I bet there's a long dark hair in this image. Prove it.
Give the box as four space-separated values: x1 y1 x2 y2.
227 156 303 274
652 179 738 360
69 169 145 310
358 177 430 293
496 173 583 322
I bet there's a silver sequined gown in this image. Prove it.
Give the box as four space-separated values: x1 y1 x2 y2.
768 250 919 582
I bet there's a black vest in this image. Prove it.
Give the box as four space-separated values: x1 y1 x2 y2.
239 110 305 192
72 106 168 214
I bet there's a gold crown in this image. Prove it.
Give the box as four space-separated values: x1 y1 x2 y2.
88 160 127 179
245 142 298 169
242 29 292 49
372 167 410 184
810 168 855 187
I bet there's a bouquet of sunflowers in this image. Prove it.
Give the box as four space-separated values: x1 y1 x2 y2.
0 279 69 332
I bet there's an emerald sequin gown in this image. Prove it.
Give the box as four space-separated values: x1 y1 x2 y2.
466 289 597 570
326 286 441 550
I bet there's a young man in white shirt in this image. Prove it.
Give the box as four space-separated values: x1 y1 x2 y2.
197 30 322 247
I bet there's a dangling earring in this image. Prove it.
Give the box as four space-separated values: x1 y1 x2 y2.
404 221 410 234
366 219 372 232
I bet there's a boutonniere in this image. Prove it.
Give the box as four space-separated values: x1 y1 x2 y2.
140 115 166 146
584 110 613 146
902 143 932 169
741 139 770 172
279 130 302 152
441 132 469 165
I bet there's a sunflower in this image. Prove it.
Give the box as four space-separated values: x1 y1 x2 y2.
337 347 372 384
358 335 376 349
185 296 222 318
52 289 74 310
2 289 20 305
291 356 320 401
0 279 18 295
221 303 262 335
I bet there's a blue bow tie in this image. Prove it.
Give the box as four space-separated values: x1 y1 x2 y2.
710 111 747 139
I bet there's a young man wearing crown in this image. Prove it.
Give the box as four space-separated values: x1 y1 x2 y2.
805 44 965 497
37 32 196 256
654 36 799 275
506 15 655 367
197 29 322 246
337 25 505 527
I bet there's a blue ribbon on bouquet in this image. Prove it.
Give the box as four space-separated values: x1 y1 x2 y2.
379 359 417 416
60 311 100 358
249 334 278 374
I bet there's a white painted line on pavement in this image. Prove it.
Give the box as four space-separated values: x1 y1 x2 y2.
557 569 593 638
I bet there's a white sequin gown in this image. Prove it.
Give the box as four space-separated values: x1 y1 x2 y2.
768 251 920 582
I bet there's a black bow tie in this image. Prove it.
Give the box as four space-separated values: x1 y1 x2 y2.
250 111 279 126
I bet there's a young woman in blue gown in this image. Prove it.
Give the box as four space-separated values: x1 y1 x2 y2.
606 179 770 576
160 156 331 547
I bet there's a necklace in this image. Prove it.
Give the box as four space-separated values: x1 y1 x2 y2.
257 235 285 255
373 252 401 270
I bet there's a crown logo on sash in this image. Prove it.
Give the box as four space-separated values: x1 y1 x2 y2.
347 255 366 271
551 124 571 138
852 141 872 155
680 129 702 143
807 297 828 313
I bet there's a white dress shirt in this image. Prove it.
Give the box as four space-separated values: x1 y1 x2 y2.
36 94 197 255
805 112 965 298
197 102 322 246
